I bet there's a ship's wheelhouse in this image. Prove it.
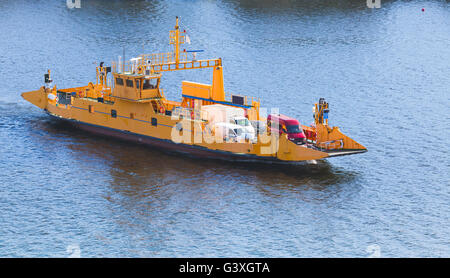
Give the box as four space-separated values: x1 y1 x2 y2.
112 73 161 101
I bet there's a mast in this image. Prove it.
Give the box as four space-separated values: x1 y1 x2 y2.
174 16 180 65
170 16 186 69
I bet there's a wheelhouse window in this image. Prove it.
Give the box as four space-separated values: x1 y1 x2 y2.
143 78 158 90
126 79 133 88
115 78 124 86
135 80 140 90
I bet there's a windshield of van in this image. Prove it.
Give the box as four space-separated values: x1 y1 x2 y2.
235 118 250 126
234 128 243 136
286 125 301 133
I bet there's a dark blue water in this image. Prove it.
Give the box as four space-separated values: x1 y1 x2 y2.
0 0 449 257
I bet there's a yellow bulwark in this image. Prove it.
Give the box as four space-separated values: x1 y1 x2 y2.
21 17 367 162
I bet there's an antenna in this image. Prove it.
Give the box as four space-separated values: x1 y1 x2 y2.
122 46 125 72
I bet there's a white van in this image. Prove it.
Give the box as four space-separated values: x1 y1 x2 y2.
230 116 256 138
213 122 254 143
202 104 256 142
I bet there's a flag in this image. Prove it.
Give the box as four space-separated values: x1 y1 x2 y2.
185 35 191 44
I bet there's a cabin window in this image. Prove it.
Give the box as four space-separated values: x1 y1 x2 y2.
111 109 117 118
115 78 124 86
143 79 157 90
151 117 157 126
135 80 140 90
89 105 94 113
126 79 133 88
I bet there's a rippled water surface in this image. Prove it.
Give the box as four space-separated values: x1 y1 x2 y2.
0 0 449 257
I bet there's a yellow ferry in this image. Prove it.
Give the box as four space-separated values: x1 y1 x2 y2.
22 17 366 163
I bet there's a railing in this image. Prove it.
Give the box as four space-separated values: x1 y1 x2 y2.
139 52 188 66
224 92 260 107
112 60 134 74
111 53 219 74
171 106 202 120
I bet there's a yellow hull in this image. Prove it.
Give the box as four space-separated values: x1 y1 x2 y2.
21 87 366 162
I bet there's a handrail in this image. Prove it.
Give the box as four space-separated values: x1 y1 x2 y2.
139 52 188 65
224 92 260 107
111 56 221 74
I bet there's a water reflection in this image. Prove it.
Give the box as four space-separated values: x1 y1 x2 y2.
30 116 359 195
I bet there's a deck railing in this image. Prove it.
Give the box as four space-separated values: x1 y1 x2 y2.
139 52 188 65
224 92 260 107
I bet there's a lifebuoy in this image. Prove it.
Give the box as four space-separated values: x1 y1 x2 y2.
159 106 165 114
137 66 144 74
